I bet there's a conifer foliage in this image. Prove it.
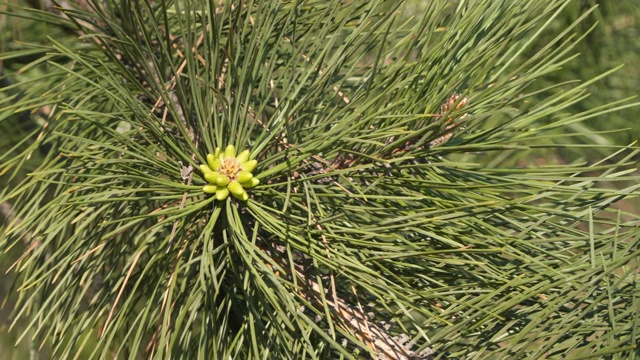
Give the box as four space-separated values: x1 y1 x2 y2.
1 0 639 358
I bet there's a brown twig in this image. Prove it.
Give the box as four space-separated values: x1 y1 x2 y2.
261 243 433 359
292 266 433 359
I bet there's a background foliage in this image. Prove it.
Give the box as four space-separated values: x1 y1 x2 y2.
1 0 639 359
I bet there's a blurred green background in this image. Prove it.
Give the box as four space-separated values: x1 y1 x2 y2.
1 0 638 357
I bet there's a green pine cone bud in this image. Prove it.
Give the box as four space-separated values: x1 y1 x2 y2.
243 177 260 188
224 145 236 158
236 150 250 164
200 164 213 174
201 145 259 201
237 171 253 183
215 187 230 201
242 159 258 172
227 181 244 197
233 190 249 201
215 174 230 186
207 154 221 170
203 184 217 194
204 172 220 184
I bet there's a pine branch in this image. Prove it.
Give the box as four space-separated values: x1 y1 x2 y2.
1 1 639 358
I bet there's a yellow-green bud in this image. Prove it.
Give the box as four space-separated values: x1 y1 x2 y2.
227 181 244 197
200 164 213 174
234 190 249 201
204 172 221 184
207 154 221 170
215 187 230 201
242 159 257 172
215 174 230 186
201 145 259 201
236 150 250 164
243 177 260 188
224 145 236 158
237 171 253 183
203 184 217 193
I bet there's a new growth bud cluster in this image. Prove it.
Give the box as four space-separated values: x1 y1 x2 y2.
200 145 259 201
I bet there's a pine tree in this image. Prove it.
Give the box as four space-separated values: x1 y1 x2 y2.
1 0 639 358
